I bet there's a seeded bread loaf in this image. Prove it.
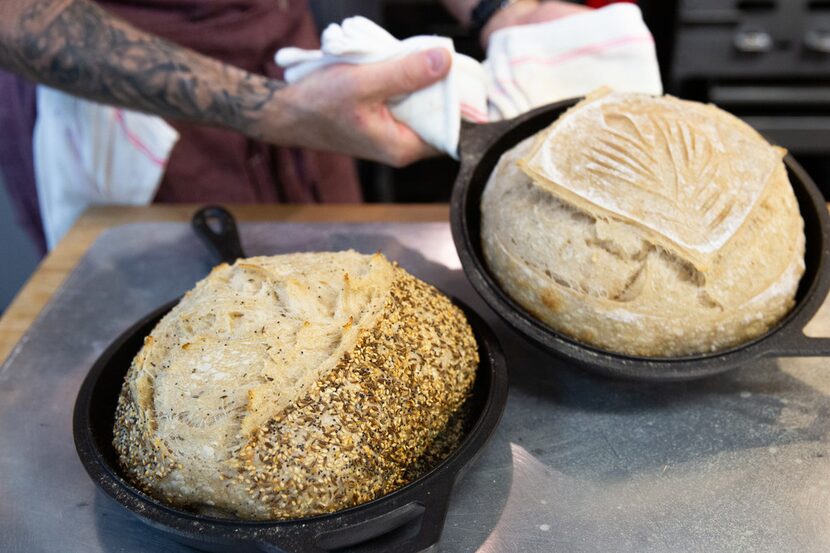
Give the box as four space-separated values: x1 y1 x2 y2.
481 90 805 357
113 251 478 519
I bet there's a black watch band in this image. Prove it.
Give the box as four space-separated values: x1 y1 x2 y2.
469 0 515 39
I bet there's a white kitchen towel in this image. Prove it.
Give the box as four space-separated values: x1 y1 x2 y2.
275 16 488 158
33 87 179 249
485 3 663 120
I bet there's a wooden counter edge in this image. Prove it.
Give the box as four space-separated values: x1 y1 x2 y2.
0 204 449 366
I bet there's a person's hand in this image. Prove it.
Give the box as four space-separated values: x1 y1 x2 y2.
270 48 452 167
480 0 591 48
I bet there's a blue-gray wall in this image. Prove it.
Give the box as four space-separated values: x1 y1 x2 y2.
0 174 41 312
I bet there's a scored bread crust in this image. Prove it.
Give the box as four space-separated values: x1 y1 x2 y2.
481 130 805 357
113 251 478 519
520 89 785 272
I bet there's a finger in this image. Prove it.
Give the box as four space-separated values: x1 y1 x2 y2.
356 47 452 100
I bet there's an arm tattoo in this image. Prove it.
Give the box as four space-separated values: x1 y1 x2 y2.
0 0 284 136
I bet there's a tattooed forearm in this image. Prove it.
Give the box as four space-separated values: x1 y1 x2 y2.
0 0 284 136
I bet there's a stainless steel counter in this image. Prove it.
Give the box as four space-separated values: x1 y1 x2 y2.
2 221 830 553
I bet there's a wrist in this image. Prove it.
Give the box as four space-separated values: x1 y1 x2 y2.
480 0 538 48
226 72 291 143
447 0 481 26
252 79 323 150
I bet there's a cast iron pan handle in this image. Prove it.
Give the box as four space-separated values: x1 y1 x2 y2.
761 325 830 358
457 118 518 167
256 478 455 553
192 205 247 263
457 103 570 163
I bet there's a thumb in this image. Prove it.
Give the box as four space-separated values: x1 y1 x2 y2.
358 47 452 99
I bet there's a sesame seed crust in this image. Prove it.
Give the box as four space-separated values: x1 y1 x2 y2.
113 261 478 520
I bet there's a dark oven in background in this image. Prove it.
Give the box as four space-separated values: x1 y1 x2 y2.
666 0 830 197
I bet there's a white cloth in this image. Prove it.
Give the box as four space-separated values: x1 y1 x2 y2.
485 3 663 119
275 16 488 158
33 87 178 249
276 8 661 157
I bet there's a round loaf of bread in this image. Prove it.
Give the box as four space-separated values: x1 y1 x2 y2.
113 251 477 519
481 90 805 357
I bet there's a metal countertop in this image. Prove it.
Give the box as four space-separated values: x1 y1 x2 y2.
2 221 830 553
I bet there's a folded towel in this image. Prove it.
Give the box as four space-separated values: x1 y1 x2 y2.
33 87 178 249
485 3 663 119
276 16 488 158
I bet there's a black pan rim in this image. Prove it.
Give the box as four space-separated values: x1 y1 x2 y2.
73 295 508 538
450 96 830 380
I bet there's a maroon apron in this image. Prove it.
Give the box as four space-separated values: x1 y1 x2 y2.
0 0 361 252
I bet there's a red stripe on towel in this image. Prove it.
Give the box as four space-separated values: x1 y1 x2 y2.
113 109 166 167
460 102 489 123
510 34 654 68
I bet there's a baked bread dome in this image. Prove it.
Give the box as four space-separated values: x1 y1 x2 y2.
113 251 478 519
481 90 805 357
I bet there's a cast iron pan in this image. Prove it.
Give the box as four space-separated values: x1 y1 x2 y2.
74 206 508 553
451 97 830 382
